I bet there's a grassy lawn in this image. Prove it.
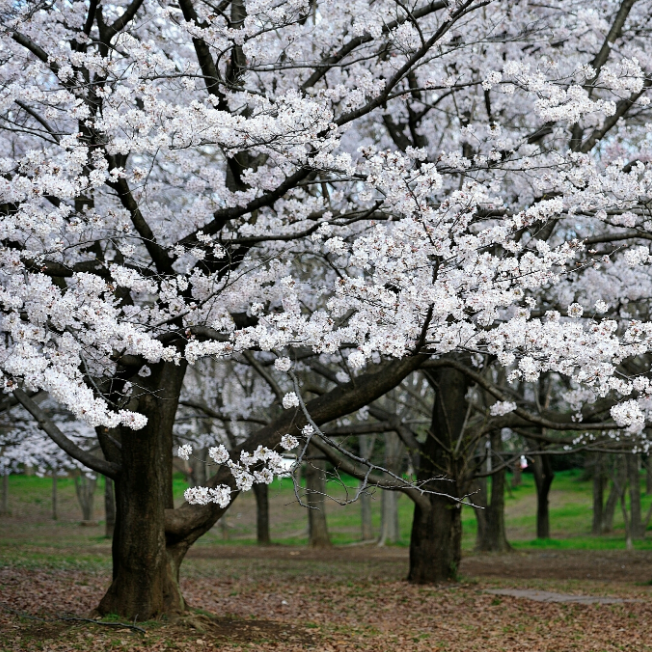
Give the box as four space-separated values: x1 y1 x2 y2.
2 467 652 552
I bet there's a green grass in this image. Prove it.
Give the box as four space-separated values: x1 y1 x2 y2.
3 467 652 552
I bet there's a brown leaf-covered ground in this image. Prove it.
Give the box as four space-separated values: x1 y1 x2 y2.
1 545 652 651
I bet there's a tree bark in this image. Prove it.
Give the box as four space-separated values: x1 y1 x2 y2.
472 476 488 550
591 453 606 535
52 474 58 520
627 453 643 539
532 449 554 539
253 483 271 545
408 365 468 583
602 456 625 533
96 361 187 621
105 476 115 539
379 432 403 545
511 460 522 488
75 474 97 521
477 432 512 552
359 435 374 541
305 444 331 548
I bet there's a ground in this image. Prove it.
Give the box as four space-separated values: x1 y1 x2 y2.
2 470 652 650
1 545 651 651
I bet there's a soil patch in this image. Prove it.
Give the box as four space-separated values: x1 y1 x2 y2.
462 549 652 582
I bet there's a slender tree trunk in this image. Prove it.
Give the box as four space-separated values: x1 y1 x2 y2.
75 474 97 522
627 454 643 539
253 483 271 545
532 450 554 539
472 476 488 550
477 432 512 552
0 473 7 516
359 435 374 541
96 361 187 621
408 365 467 583
379 490 400 544
305 444 331 548
620 490 633 550
105 476 115 539
52 475 58 521
591 453 606 535
602 457 625 533
511 460 522 488
646 455 652 496
379 432 403 545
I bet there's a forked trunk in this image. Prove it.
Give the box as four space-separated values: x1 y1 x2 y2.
96 361 186 621
408 364 467 583
408 492 462 583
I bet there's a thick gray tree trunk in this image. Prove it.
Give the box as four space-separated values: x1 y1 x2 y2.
97 361 188 621
408 366 468 584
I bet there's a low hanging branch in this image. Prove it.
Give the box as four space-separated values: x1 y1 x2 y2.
13 390 121 479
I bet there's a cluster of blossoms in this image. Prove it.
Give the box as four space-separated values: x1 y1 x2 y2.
1 0 652 466
181 437 300 505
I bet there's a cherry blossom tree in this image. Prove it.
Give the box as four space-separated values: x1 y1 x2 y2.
3 0 652 618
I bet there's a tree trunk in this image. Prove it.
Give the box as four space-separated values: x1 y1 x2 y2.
305 443 331 548
105 476 115 539
472 477 488 550
359 435 374 541
511 460 522 488
627 453 643 539
75 474 96 521
477 432 512 552
646 455 652 496
532 450 554 539
378 432 403 545
408 491 462 583
96 361 187 621
52 475 58 521
602 457 625 534
0 473 7 516
408 365 468 583
379 490 400 544
253 483 271 545
592 454 606 535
